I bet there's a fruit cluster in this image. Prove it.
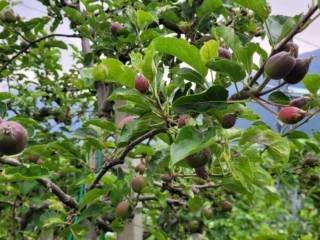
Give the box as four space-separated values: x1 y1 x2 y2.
263 41 313 125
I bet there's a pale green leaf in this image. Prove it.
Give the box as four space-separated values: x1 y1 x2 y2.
303 74 320 96
200 40 219 62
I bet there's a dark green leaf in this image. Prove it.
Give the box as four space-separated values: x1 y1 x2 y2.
172 86 228 113
1 165 49 182
268 91 290 105
79 189 108 209
207 59 246 81
197 0 222 19
149 37 207 77
173 68 205 86
170 127 216 166
83 119 116 132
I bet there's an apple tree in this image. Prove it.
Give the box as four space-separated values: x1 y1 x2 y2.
0 0 320 239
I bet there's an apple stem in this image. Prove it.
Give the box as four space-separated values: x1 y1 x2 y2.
252 97 278 116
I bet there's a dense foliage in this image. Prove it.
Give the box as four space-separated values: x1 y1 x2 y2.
0 0 320 239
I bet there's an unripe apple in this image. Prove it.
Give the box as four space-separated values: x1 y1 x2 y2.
135 163 146 174
289 97 311 109
27 154 40 163
220 200 233 211
135 75 149 93
111 22 123 34
221 113 238 129
264 51 296 79
177 114 189 128
284 57 312 84
131 175 147 193
303 156 318 168
117 115 134 129
0 120 28 155
186 148 211 169
278 107 306 124
282 41 299 58
202 207 213 219
218 47 232 59
115 200 131 219
195 167 208 180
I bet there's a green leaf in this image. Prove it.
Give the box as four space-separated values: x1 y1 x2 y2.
173 68 205 86
266 15 302 44
172 86 228 113
215 26 242 50
0 1 9 12
170 127 216 166
79 202 108 221
303 74 320 96
1 165 49 182
83 119 116 132
207 59 246 82
92 63 108 82
0 102 7 118
0 92 13 100
238 43 260 74
136 10 156 30
79 189 108 209
268 91 290 105
197 0 222 19
118 116 165 146
150 37 207 77
233 0 269 20
108 88 151 109
240 125 290 165
42 217 65 228
100 58 135 88
44 40 68 49
188 196 204 212
63 7 84 24
200 40 219 62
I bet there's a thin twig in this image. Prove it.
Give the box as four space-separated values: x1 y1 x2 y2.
258 82 287 96
257 96 289 107
0 33 80 74
89 128 166 189
252 97 278 116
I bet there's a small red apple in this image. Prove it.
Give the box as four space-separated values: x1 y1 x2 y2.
278 107 306 124
135 75 149 93
110 22 123 34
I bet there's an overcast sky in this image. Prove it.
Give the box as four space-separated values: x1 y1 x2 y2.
12 0 320 71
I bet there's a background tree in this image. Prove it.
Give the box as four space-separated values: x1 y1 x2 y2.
0 0 320 239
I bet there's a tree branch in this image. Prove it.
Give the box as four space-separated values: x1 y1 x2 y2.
89 128 166 190
0 156 78 209
0 156 112 231
0 33 80 74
